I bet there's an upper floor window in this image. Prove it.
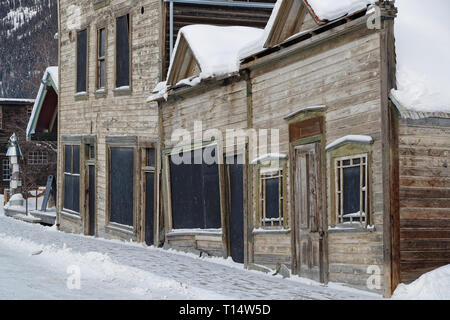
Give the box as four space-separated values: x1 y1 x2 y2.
76 29 88 93
28 151 49 165
116 14 130 89
97 27 106 90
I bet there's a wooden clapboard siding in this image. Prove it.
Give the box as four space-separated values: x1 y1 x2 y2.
161 80 248 255
58 0 161 241
166 233 224 256
253 232 292 269
398 119 450 284
250 22 385 290
162 80 248 149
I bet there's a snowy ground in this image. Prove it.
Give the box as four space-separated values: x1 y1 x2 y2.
0 195 382 300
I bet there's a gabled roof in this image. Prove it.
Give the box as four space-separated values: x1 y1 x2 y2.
239 0 377 58
167 25 264 86
26 67 59 140
149 25 263 101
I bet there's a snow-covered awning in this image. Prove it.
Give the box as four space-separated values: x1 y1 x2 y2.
325 135 373 151
26 67 58 140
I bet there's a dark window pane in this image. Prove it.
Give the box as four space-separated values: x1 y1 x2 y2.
116 14 130 88
64 174 72 210
147 148 155 167
72 145 80 174
353 158 361 165
73 176 80 212
99 28 105 57
76 29 87 93
343 166 361 215
90 145 95 159
110 147 134 226
99 60 105 88
64 145 72 173
343 159 351 166
265 177 280 220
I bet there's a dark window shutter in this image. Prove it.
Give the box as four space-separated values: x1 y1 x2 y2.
76 29 87 92
109 147 134 226
116 14 130 88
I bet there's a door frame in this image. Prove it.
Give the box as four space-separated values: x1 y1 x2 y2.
82 137 97 237
139 141 160 247
289 134 328 283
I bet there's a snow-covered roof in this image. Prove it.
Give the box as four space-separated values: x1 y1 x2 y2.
148 25 263 102
304 0 376 23
390 67 450 119
26 66 58 140
390 0 450 117
0 98 35 104
239 0 376 59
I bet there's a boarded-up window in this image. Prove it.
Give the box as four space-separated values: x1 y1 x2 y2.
169 147 221 229
76 29 87 93
116 14 130 88
64 145 80 213
335 155 368 225
97 28 106 89
109 147 134 226
260 170 284 227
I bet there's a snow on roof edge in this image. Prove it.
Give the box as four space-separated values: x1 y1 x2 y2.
325 135 373 151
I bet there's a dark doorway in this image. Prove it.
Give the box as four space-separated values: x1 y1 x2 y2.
88 165 95 236
145 171 155 246
228 157 244 263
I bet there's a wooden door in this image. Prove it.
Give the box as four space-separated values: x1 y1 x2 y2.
294 142 323 282
144 171 155 246
88 165 95 236
228 161 244 263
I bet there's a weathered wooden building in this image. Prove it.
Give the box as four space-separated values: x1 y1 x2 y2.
150 0 449 297
56 0 449 297
0 97 57 193
56 0 274 243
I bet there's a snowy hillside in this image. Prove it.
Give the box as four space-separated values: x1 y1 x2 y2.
0 0 58 99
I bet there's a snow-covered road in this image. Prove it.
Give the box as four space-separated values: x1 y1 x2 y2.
0 201 380 300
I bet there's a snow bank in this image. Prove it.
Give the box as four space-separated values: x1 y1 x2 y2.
391 66 450 114
0 233 228 300
393 265 450 300
305 0 376 21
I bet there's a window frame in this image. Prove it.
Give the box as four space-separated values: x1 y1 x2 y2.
334 153 368 226
327 139 373 229
105 136 139 235
255 158 288 230
62 144 81 214
28 150 49 165
114 12 132 92
96 26 107 92
2 158 11 182
75 28 89 95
